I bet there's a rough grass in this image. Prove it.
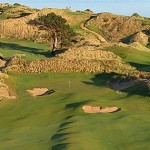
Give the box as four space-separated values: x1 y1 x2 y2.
142 17 150 26
0 73 149 150
86 25 100 34
0 14 7 20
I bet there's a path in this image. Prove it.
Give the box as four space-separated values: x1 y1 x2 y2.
80 15 107 43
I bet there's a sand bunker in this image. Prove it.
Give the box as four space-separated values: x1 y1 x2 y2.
82 105 121 113
27 88 55 96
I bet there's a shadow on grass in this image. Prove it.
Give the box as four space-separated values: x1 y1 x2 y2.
51 120 75 150
38 89 55 96
82 72 118 87
0 42 68 58
122 83 149 97
59 121 75 128
64 116 74 120
65 100 92 110
129 62 150 72
83 72 150 97
51 133 71 141
0 41 50 58
51 143 70 150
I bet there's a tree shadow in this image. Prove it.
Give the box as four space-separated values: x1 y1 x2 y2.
55 48 68 55
0 41 68 58
0 41 51 58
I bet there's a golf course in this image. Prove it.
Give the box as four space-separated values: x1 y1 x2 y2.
0 39 150 150
0 2 150 150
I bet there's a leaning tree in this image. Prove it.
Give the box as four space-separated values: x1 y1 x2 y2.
33 13 75 56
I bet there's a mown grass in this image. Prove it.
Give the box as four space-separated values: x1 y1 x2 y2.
86 25 108 38
70 25 82 31
0 39 50 60
67 11 87 16
0 73 150 150
0 39 150 150
86 25 100 34
103 46 150 71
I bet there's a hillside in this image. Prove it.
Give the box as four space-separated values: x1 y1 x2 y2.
0 6 91 41
0 5 150 47
5 45 134 74
85 12 150 44
0 3 38 20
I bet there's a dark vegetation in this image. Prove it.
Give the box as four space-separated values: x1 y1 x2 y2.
30 13 76 56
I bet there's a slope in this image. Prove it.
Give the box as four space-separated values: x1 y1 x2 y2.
85 12 150 44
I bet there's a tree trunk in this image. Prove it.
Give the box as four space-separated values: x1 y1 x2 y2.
51 32 57 56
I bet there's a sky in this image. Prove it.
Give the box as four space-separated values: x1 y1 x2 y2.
1 0 150 17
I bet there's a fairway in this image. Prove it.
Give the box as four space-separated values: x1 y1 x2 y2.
0 73 149 150
0 39 50 60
